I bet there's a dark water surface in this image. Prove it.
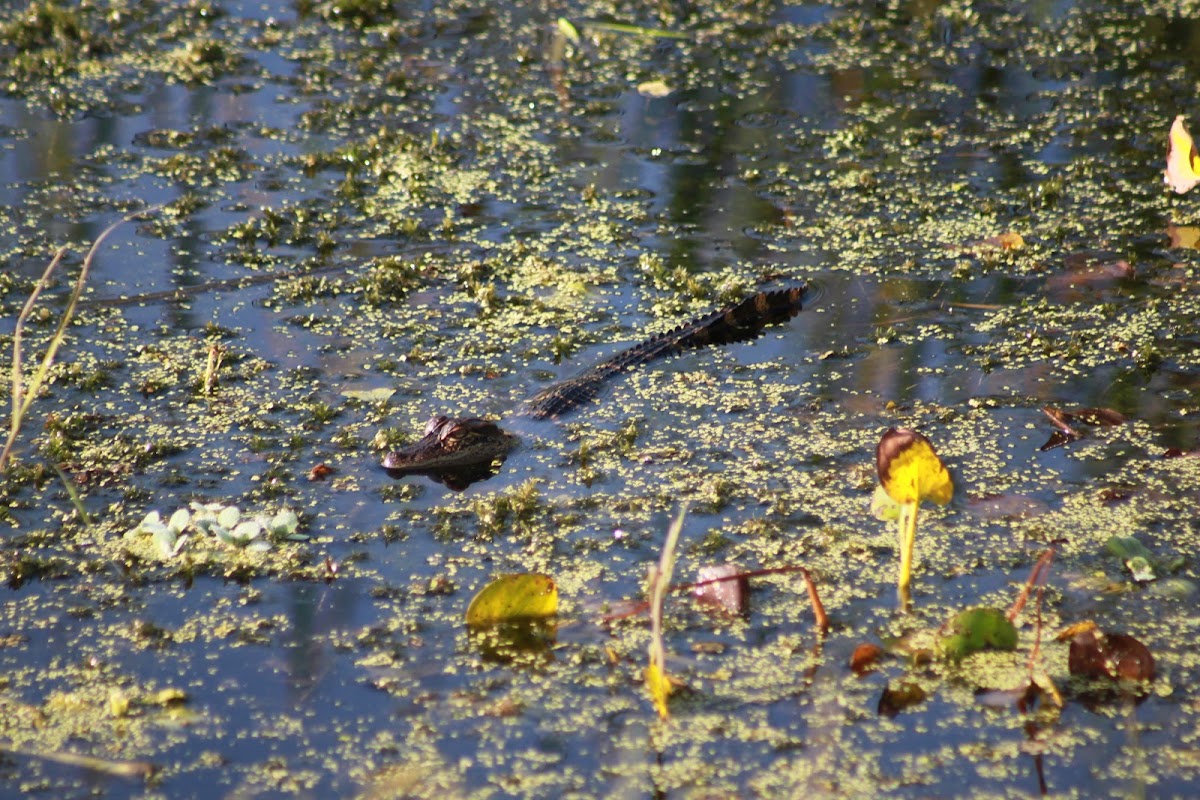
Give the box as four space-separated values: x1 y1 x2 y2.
1 1 1199 797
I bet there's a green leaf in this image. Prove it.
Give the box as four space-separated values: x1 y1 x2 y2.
465 573 558 627
272 509 299 533
1148 578 1198 599
637 80 672 98
168 508 190 532
260 508 300 538
940 607 1018 661
152 527 178 559
556 17 580 44
341 387 396 403
581 19 690 40
153 528 188 560
1105 535 1152 562
1125 555 1156 582
214 519 261 548
217 506 240 529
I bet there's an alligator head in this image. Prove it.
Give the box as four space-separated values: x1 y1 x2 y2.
382 415 516 480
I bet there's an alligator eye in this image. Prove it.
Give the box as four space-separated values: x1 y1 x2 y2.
425 415 449 436
438 421 465 444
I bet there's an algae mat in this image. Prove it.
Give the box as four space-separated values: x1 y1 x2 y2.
1 1 1199 797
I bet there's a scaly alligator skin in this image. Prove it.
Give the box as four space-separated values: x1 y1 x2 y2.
382 286 807 481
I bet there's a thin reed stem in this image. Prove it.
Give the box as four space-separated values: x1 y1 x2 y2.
1 209 156 471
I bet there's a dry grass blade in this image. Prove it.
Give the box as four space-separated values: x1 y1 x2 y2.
649 506 685 651
0 742 154 779
1 208 156 470
5 246 66 468
645 504 686 719
203 342 225 396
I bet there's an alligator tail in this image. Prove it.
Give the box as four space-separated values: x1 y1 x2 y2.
524 285 807 419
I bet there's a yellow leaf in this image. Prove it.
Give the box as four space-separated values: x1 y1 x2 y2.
644 662 673 719
465 573 558 627
1055 620 1098 642
876 428 953 506
877 428 954 599
151 688 188 706
1167 223 1200 249
108 690 130 718
990 231 1024 250
637 80 672 98
1165 115 1200 194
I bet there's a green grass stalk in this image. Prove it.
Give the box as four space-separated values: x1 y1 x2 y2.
52 464 93 525
1 210 152 471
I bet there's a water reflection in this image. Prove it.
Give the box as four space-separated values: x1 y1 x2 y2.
1 3 1198 797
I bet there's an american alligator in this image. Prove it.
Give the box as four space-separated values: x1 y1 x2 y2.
383 285 808 487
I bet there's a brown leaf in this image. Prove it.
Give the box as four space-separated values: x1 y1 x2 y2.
1066 626 1110 680
1098 486 1136 506
1046 254 1133 299
1105 634 1156 682
959 231 1025 253
1038 406 1127 451
1071 408 1127 426
1041 406 1079 437
878 681 927 717
691 564 748 615
308 463 334 481
995 231 1025 250
967 493 1051 520
981 231 1025 250
1065 622 1155 682
850 643 883 674
1038 430 1080 452
1166 223 1200 249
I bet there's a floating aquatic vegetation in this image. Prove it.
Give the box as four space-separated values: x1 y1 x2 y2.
465 573 559 627
125 503 304 559
874 428 954 604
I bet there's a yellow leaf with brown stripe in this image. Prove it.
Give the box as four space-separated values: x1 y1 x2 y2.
875 428 953 602
876 428 953 507
1165 115 1200 195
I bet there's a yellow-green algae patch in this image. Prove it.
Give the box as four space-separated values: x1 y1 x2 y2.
1 0 1200 796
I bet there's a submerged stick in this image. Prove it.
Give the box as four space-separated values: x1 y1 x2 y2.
800 567 829 635
1008 547 1057 622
